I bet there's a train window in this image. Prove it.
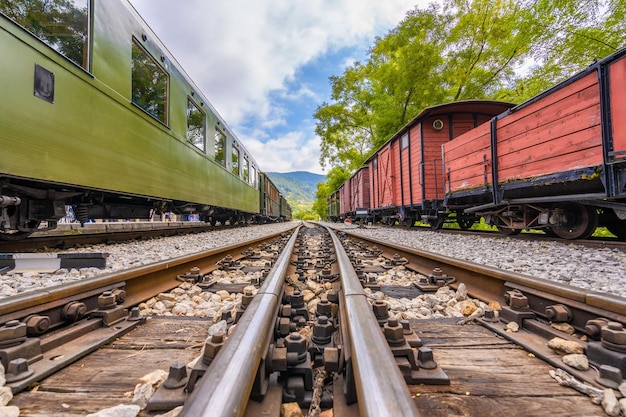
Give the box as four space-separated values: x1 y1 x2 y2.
401 132 409 149
250 165 257 187
215 129 226 166
186 98 205 151
231 146 240 176
373 157 378 170
242 157 250 182
1 0 89 69
131 40 168 124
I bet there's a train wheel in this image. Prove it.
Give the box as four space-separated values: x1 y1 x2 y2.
456 212 474 230
428 216 444 230
404 217 416 228
550 204 598 240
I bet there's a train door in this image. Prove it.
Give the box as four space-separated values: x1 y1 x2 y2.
377 145 395 207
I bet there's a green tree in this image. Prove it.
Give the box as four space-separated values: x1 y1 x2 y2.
1 0 89 67
313 166 350 219
313 0 625 216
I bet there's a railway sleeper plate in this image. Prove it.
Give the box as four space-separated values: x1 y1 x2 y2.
5 316 141 393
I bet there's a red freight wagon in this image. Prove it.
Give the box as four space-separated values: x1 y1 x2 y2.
443 48 626 239
339 167 370 221
260 173 281 221
339 182 350 220
367 101 514 227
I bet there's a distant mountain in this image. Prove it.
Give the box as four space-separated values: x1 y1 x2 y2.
266 171 326 204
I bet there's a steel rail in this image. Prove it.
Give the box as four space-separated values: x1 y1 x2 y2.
333 227 626 323
325 225 421 417
0 227 297 320
179 225 301 417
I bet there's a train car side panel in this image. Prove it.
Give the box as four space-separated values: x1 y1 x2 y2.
376 145 395 208
408 124 422 206
339 183 350 217
443 122 493 193
391 139 402 208
351 167 370 212
400 133 410 207
609 56 626 161
422 115 455 202
0 6 260 217
496 72 603 182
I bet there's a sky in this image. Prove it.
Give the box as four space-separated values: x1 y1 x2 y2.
128 0 431 175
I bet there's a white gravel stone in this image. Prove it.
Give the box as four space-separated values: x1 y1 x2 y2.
0 223 296 299
85 404 141 417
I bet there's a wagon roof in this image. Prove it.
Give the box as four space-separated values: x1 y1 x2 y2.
365 100 515 163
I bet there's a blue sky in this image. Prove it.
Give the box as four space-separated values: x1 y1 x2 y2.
129 0 431 174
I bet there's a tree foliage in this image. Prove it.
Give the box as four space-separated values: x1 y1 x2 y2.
1 0 89 67
313 0 624 218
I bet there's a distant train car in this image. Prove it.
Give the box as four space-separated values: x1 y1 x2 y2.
259 173 280 222
365 101 514 227
443 48 626 239
279 195 292 222
0 0 273 238
327 190 340 222
338 167 370 222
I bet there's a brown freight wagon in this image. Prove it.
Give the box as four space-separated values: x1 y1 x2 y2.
366 101 513 227
339 167 370 221
259 173 281 222
443 48 626 239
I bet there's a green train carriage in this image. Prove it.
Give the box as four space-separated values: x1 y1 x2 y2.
0 0 264 238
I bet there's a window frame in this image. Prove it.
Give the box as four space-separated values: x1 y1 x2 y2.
131 37 169 125
231 144 240 176
214 128 226 166
186 97 206 151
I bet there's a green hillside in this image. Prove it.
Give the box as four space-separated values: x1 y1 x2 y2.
266 171 325 220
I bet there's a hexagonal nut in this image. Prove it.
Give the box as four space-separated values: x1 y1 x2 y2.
383 319 405 345
62 302 87 321
285 332 308 354
508 292 528 309
98 291 117 309
313 316 334 339
0 320 27 341
24 315 50 335
602 322 626 346
204 332 225 359
372 300 389 318
316 300 332 316
281 305 292 318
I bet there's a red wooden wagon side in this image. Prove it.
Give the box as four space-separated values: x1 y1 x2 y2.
443 48 626 239
366 101 513 227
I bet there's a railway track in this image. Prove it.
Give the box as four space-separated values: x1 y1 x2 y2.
1 223 624 416
0 222 241 252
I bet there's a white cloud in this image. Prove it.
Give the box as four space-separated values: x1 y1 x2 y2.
129 0 428 173
243 130 323 173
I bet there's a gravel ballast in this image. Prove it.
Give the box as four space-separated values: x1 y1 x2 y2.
321 222 626 298
0 223 296 298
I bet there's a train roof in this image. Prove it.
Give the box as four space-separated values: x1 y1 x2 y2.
365 100 515 163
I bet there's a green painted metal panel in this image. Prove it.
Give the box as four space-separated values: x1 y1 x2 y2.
0 6 260 214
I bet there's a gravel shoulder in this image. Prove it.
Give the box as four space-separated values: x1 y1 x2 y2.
321 222 626 298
